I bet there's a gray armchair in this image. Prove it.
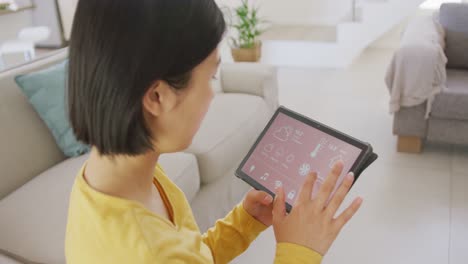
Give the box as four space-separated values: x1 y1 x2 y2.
387 3 468 153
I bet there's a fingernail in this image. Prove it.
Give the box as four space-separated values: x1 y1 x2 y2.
336 160 343 166
276 187 283 197
264 195 273 203
346 172 354 181
356 197 363 205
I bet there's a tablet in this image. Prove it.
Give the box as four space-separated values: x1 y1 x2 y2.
235 106 378 212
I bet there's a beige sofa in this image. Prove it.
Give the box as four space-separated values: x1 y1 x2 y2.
0 49 279 264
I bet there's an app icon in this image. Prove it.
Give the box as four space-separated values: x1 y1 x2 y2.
311 138 327 158
311 144 322 158
264 144 274 152
329 155 344 169
299 163 311 176
274 180 283 189
260 173 270 181
329 144 338 152
274 126 293 142
275 147 285 157
295 130 304 137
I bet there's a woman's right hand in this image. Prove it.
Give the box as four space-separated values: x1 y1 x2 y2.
272 161 363 256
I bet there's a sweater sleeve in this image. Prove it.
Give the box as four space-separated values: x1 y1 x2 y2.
201 203 268 264
274 243 323 264
201 203 323 264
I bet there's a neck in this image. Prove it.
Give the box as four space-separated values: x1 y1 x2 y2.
83 147 160 199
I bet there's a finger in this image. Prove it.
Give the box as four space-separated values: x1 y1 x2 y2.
246 189 273 205
326 172 355 218
272 187 286 222
314 161 344 209
296 172 317 205
334 197 363 230
260 191 274 205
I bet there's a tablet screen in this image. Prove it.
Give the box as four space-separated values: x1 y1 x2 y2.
241 111 363 205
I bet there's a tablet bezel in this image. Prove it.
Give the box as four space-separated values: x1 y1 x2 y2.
235 106 371 212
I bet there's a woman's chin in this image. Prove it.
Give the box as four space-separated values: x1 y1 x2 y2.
176 139 194 153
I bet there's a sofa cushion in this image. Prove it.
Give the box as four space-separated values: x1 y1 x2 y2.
0 254 24 264
211 74 223 93
0 152 199 264
0 154 88 264
186 93 271 184
15 60 90 157
432 69 468 120
439 3 468 69
0 50 68 199
0 249 43 264
190 164 251 232
428 118 468 145
158 152 200 202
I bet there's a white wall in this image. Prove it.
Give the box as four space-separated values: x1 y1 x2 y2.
14 0 31 6
370 8 435 49
217 0 353 26
0 0 33 43
31 0 64 47
57 0 78 41
0 12 33 42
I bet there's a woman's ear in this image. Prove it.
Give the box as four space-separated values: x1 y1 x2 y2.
142 80 177 117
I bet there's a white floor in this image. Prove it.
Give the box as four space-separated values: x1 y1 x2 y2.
234 47 468 264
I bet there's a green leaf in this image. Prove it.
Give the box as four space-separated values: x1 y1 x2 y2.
230 0 265 49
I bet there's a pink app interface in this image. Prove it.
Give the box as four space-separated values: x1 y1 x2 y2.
242 112 362 205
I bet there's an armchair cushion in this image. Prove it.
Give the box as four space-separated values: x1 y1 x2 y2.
432 69 468 121
440 3 468 69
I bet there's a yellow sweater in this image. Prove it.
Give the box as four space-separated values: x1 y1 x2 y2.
65 163 322 263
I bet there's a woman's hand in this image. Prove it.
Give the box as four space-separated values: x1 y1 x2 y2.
243 189 274 226
272 161 363 256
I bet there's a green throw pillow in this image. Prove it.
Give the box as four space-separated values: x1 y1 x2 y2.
15 60 90 157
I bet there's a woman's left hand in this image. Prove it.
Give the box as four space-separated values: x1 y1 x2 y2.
243 189 274 226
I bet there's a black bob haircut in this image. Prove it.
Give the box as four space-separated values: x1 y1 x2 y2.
68 0 226 156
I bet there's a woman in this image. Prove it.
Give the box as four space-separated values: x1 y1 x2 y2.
65 0 363 263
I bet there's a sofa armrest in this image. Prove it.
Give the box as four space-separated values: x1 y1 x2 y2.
220 63 279 113
0 248 44 264
393 102 428 138
0 255 23 264
385 14 448 116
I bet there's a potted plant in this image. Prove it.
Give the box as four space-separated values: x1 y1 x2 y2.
229 0 264 62
0 1 10 10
